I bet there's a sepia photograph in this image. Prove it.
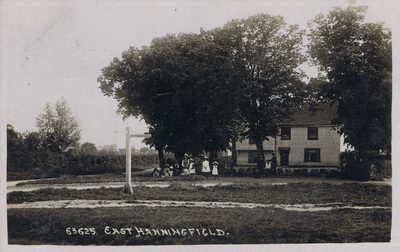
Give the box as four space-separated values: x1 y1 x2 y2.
0 0 398 251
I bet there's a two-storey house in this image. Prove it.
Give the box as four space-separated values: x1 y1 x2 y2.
235 103 340 168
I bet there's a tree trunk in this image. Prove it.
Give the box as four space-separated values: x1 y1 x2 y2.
231 138 237 167
254 137 265 159
157 148 165 168
209 150 218 163
254 137 265 175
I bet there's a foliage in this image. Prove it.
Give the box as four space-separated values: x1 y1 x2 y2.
79 142 98 154
7 152 160 180
6 125 25 172
36 98 81 153
216 14 307 159
216 156 234 175
98 13 307 165
7 126 65 178
98 32 243 163
307 6 392 153
340 151 391 181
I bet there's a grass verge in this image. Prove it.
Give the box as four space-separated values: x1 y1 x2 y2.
8 182 392 206
7 180 392 245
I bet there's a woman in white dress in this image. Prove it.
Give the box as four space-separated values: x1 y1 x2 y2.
201 156 211 179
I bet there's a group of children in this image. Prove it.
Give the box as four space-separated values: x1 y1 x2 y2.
200 156 219 179
152 155 219 179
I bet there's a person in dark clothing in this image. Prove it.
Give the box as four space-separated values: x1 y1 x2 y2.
268 153 277 175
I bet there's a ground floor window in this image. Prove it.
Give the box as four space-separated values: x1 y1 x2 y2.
304 148 321 162
248 150 258 163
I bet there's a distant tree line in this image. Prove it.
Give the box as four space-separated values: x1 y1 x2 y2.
7 124 162 180
6 99 160 180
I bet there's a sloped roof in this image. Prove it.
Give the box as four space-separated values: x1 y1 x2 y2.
285 102 338 126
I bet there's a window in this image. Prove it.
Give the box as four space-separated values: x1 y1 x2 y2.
304 148 321 162
281 127 291 140
248 151 258 163
308 127 318 140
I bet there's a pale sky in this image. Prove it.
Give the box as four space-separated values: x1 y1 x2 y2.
0 0 396 150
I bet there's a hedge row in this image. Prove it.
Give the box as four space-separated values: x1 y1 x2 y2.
7 151 161 180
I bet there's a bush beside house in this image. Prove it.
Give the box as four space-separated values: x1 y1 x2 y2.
339 151 391 181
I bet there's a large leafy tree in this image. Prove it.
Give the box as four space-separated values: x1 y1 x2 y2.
98 31 244 165
221 14 307 159
36 98 81 153
307 6 392 154
98 14 307 167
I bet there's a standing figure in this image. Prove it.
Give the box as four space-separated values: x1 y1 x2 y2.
189 158 196 175
181 153 190 175
201 156 211 179
268 153 277 175
212 161 219 179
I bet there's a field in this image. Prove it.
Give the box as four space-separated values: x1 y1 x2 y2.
7 174 392 245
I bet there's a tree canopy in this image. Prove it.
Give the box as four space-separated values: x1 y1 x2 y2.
99 8 391 166
220 14 307 158
99 29 245 162
36 98 81 153
307 6 392 153
98 13 308 165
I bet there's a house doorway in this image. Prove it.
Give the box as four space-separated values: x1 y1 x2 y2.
279 148 290 167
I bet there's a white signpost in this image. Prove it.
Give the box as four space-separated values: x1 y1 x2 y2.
124 127 150 194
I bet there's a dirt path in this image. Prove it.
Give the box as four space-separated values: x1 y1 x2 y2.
6 181 240 193
7 176 391 193
7 177 391 211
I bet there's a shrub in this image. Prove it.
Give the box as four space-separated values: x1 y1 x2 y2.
217 156 233 175
65 153 161 176
340 152 368 181
339 151 390 181
381 160 392 178
319 169 328 176
308 169 321 177
64 154 126 175
293 169 302 176
237 168 246 177
284 169 292 176
326 170 340 179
